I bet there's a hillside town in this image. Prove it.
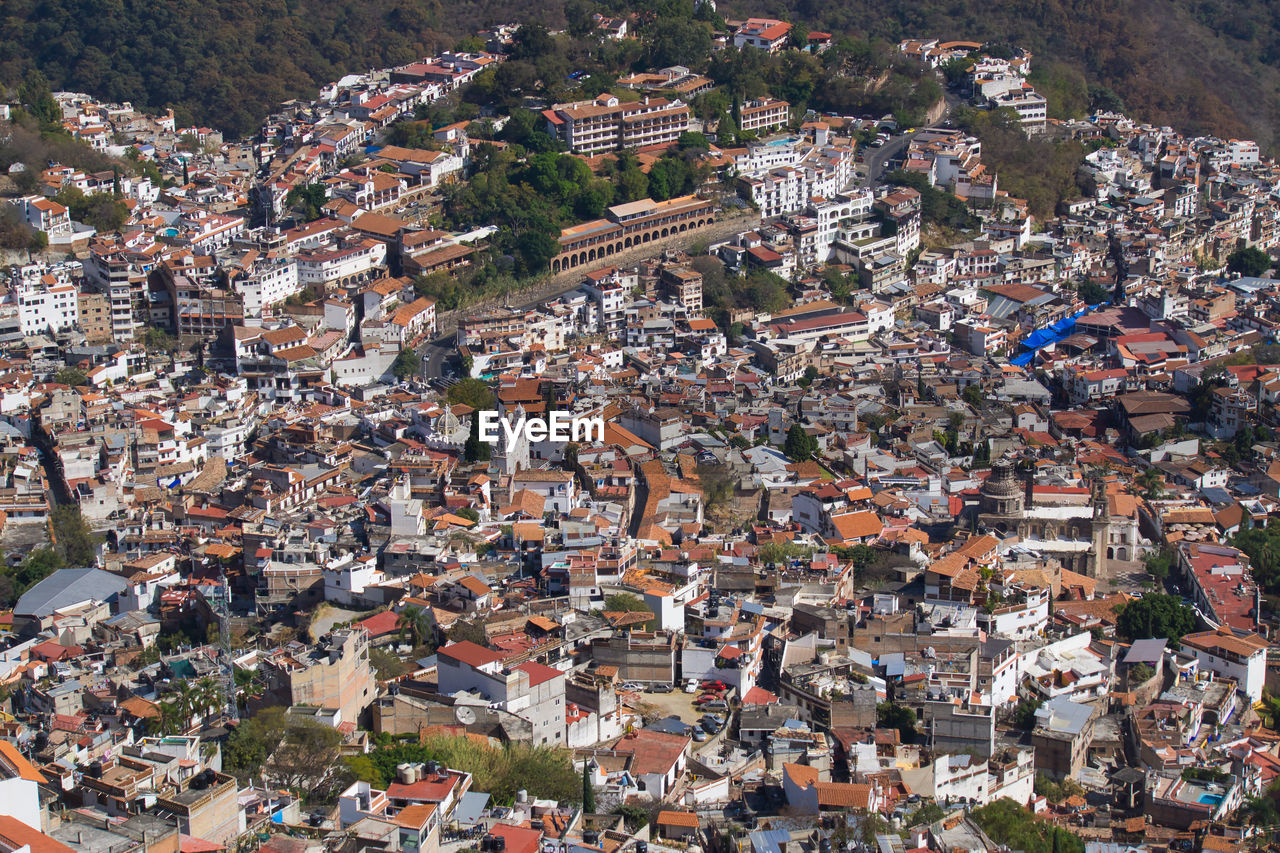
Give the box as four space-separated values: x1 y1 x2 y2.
2 14 1280 853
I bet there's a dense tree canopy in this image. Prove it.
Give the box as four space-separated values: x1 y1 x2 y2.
1227 246 1273 277
1115 593 1196 645
971 799 1084 853
1231 522 1280 595
3 0 1280 146
353 735 580 804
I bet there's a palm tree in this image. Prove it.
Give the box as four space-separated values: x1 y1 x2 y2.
154 700 184 735
173 681 198 729
194 677 223 722
1136 468 1164 500
397 605 432 648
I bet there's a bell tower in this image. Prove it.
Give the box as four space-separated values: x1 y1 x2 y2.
1090 476 1111 578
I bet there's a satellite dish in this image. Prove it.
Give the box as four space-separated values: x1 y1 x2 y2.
456 705 477 725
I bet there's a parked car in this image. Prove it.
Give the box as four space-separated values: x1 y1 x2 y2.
684 679 699 693
702 680 728 690
692 729 709 742
701 719 721 734
648 684 673 693
618 682 643 692
703 700 729 712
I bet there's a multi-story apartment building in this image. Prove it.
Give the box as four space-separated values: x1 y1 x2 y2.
232 258 301 317
15 196 71 237
580 266 633 339
295 238 388 288
9 267 79 336
990 85 1048 133
436 641 567 747
77 291 111 342
733 18 792 53
660 266 703 313
260 628 376 726
739 97 790 134
737 143 856 218
543 95 690 155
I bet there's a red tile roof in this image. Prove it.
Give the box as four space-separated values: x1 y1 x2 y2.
358 609 401 639
438 640 502 668
514 661 563 687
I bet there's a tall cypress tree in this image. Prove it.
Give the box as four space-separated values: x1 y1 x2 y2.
464 413 490 463
582 764 596 813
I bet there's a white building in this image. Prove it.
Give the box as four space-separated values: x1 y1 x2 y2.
14 196 71 237
296 239 388 287
235 259 301 318
1179 629 1268 703
9 268 79 336
990 86 1048 133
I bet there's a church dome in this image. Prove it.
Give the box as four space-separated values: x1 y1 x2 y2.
981 458 1023 500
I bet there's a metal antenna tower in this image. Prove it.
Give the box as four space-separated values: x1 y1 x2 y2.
211 568 239 722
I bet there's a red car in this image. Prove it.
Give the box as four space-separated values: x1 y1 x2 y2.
702 680 728 691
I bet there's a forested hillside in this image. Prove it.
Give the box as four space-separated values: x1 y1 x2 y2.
2 0 1279 146
742 0 1280 146
0 0 457 135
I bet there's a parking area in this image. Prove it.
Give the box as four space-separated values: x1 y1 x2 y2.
634 686 702 723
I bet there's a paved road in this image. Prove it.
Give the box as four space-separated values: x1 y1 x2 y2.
859 87 962 187
420 341 451 380
860 132 916 186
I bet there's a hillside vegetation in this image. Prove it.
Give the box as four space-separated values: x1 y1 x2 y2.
2 0 1279 146
742 0 1279 145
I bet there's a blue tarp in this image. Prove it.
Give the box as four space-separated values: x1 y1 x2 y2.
1010 303 1106 367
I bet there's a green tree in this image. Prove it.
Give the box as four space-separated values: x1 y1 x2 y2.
757 541 813 566
447 619 487 645
1227 246 1272 277
613 803 650 831
784 423 819 461
447 378 496 410
971 798 1084 853
397 605 434 648
1135 467 1165 500
564 0 598 38
54 367 89 386
363 734 579 803
1143 547 1173 581
833 544 882 577
582 764 596 812
515 228 560 274
19 71 61 127
1116 593 1196 646
604 593 649 613
286 183 328 221
51 505 99 567
876 702 917 740
265 713 346 800
369 647 409 680
392 348 421 380
14 547 64 594
1010 697 1043 730
1077 279 1111 304
463 413 491 463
